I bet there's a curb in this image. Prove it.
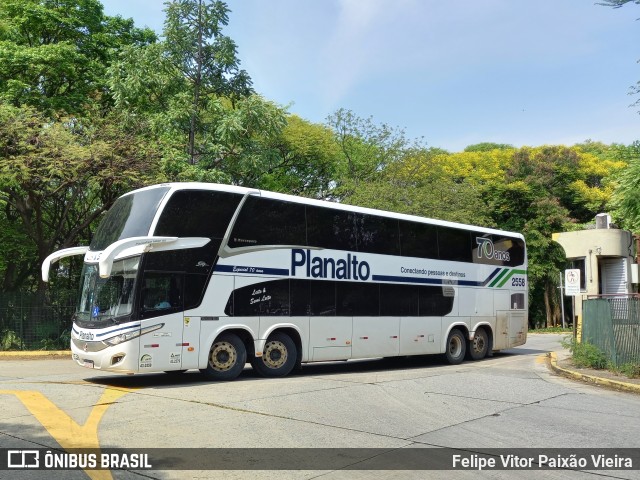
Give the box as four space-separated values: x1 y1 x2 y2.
548 352 640 395
0 350 70 358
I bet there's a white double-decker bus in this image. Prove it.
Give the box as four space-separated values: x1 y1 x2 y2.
42 183 527 381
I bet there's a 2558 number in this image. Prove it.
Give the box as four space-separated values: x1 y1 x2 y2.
512 277 526 287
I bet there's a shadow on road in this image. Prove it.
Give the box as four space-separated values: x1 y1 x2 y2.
84 345 547 390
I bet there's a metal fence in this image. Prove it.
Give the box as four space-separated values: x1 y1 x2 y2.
582 296 640 366
0 291 75 351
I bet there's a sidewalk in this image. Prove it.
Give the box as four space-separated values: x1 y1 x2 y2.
548 350 640 394
0 350 69 360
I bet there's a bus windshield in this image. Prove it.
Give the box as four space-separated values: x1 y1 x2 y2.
90 186 170 251
75 257 140 328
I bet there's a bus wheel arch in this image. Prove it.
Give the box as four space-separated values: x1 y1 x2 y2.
444 327 467 365
251 329 300 377
200 330 251 381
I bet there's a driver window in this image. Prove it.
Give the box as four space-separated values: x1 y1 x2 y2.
140 273 183 316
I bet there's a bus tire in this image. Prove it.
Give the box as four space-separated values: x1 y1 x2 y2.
466 328 489 361
445 329 466 365
201 333 246 381
251 332 297 378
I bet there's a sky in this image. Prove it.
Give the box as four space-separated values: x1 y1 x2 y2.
100 0 640 152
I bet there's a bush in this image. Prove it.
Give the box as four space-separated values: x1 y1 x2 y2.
561 336 609 369
0 329 23 350
616 363 640 379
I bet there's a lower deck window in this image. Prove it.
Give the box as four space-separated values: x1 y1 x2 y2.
224 279 454 317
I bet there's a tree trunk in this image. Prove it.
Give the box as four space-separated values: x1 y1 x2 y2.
188 0 204 165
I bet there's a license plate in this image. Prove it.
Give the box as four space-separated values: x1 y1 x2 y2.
81 359 94 369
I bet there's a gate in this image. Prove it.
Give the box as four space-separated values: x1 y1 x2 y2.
582 296 640 366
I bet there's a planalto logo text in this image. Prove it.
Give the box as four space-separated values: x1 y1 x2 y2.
291 249 371 280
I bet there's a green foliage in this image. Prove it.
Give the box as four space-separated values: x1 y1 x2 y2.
327 108 426 201
0 0 156 113
614 363 640 378
163 0 252 100
0 329 21 350
464 142 513 152
347 148 495 225
0 104 162 290
561 336 610 369
484 145 625 326
251 115 342 197
109 0 266 176
608 141 640 231
40 329 70 351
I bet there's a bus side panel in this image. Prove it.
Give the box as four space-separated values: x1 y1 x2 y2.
138 312 186 372
352 317 399 358
309 316 352 361
399 317 441 355
458 287 495 317
180 313 201 369
195 274 259 369
194 273 234 317
509 312 527 347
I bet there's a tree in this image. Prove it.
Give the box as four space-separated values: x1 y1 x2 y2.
0 0 156 114
346 148 495 226
608 141 640 231
109 0 269 182
464 142 514 152
242 115 342 197
0 104 161 291
485 145 624 327
163 0 252 164
326 109 427 201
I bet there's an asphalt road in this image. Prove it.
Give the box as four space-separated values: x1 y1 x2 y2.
1 333 639 480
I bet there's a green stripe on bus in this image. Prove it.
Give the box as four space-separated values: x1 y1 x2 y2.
496 269 528 288
489 269 509 287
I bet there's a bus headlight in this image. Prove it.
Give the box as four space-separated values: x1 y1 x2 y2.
103 323 164 347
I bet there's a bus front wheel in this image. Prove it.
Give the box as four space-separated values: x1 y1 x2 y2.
445 329 466 365
251 332 297 378
201 333 246 381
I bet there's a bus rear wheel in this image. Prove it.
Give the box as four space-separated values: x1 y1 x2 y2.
445 329 466 365
251 332 297 378
201 333 246 381
467 328 489 361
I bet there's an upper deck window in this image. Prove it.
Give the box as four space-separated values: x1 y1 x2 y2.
155 190 242 239
228 196 307 248
90 187 170 251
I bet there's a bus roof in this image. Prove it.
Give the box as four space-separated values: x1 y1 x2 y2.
125 182 525 241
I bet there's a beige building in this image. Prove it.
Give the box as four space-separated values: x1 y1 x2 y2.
552 214 639 334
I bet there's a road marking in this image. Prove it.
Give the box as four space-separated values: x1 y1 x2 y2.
1 387 135 480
